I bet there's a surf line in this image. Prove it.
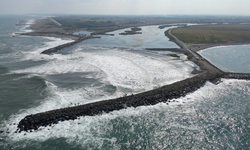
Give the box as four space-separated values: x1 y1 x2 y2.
41 36 100 55
16 71 250 132
16 29 250 133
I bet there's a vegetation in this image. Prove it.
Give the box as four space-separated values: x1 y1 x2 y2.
119 27 142 35
159 24 187 29
52 15 250 35
172 24 250 43
131 27 142 31
159 25 172 29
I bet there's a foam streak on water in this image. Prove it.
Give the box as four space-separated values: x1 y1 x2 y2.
0 32 199 149
12 45 194 91
2 17 250 149
2 79 250 149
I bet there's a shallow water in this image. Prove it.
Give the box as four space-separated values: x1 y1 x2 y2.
0 16 250 150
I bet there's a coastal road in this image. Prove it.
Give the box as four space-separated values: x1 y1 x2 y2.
168 29 200 60
168 29 222 74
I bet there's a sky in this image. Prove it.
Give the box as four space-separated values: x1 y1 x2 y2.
0 0 250 16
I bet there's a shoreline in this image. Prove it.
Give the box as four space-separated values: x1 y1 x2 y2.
20 18 81 41
16 18 250 132
187 42 250 52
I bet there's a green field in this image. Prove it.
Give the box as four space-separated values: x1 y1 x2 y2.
172 24 250 43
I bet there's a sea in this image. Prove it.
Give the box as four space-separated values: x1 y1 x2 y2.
0 15 250 150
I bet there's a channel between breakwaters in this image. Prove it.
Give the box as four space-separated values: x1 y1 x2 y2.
17 26 250 132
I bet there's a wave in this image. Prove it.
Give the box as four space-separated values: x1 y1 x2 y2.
0 37 74 63
18 18 35 33
2 79 249 149
12 46 194 91
20 37 74 61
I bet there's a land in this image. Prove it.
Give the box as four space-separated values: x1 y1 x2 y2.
16 15 250 132
25 15 250 36
21 18 81 40
171 24 250 51
119 27 142 35
22 15 250 41
159 24 187 29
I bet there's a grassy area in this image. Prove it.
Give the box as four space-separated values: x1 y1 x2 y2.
52 15 250 35
52 16 183 34
119 27 142 35
172 24 250 43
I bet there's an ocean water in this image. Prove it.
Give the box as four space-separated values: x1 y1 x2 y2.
0 15 250 150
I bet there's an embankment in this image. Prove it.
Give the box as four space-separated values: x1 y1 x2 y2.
145 48 186 53
223 73 250 80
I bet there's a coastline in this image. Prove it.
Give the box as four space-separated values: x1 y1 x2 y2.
20 17 81 41
187 42 250 52
16 18 250 132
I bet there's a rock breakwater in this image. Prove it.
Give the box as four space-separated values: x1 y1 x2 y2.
17 73 223 132
223 73 250 80
41 36 100 55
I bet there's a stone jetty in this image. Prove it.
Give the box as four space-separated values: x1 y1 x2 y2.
17 73 223 132
17 71 250 132
223 73 250 80
41 36 100 55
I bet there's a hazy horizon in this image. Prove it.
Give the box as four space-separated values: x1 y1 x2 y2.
0 0 250 16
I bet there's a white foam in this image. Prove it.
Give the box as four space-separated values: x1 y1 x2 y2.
19 19 35 33
3 79 250 148
2 41 210 148
0 36 74 63
12 46 194 92
74 48 194 91
20 37 74 62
